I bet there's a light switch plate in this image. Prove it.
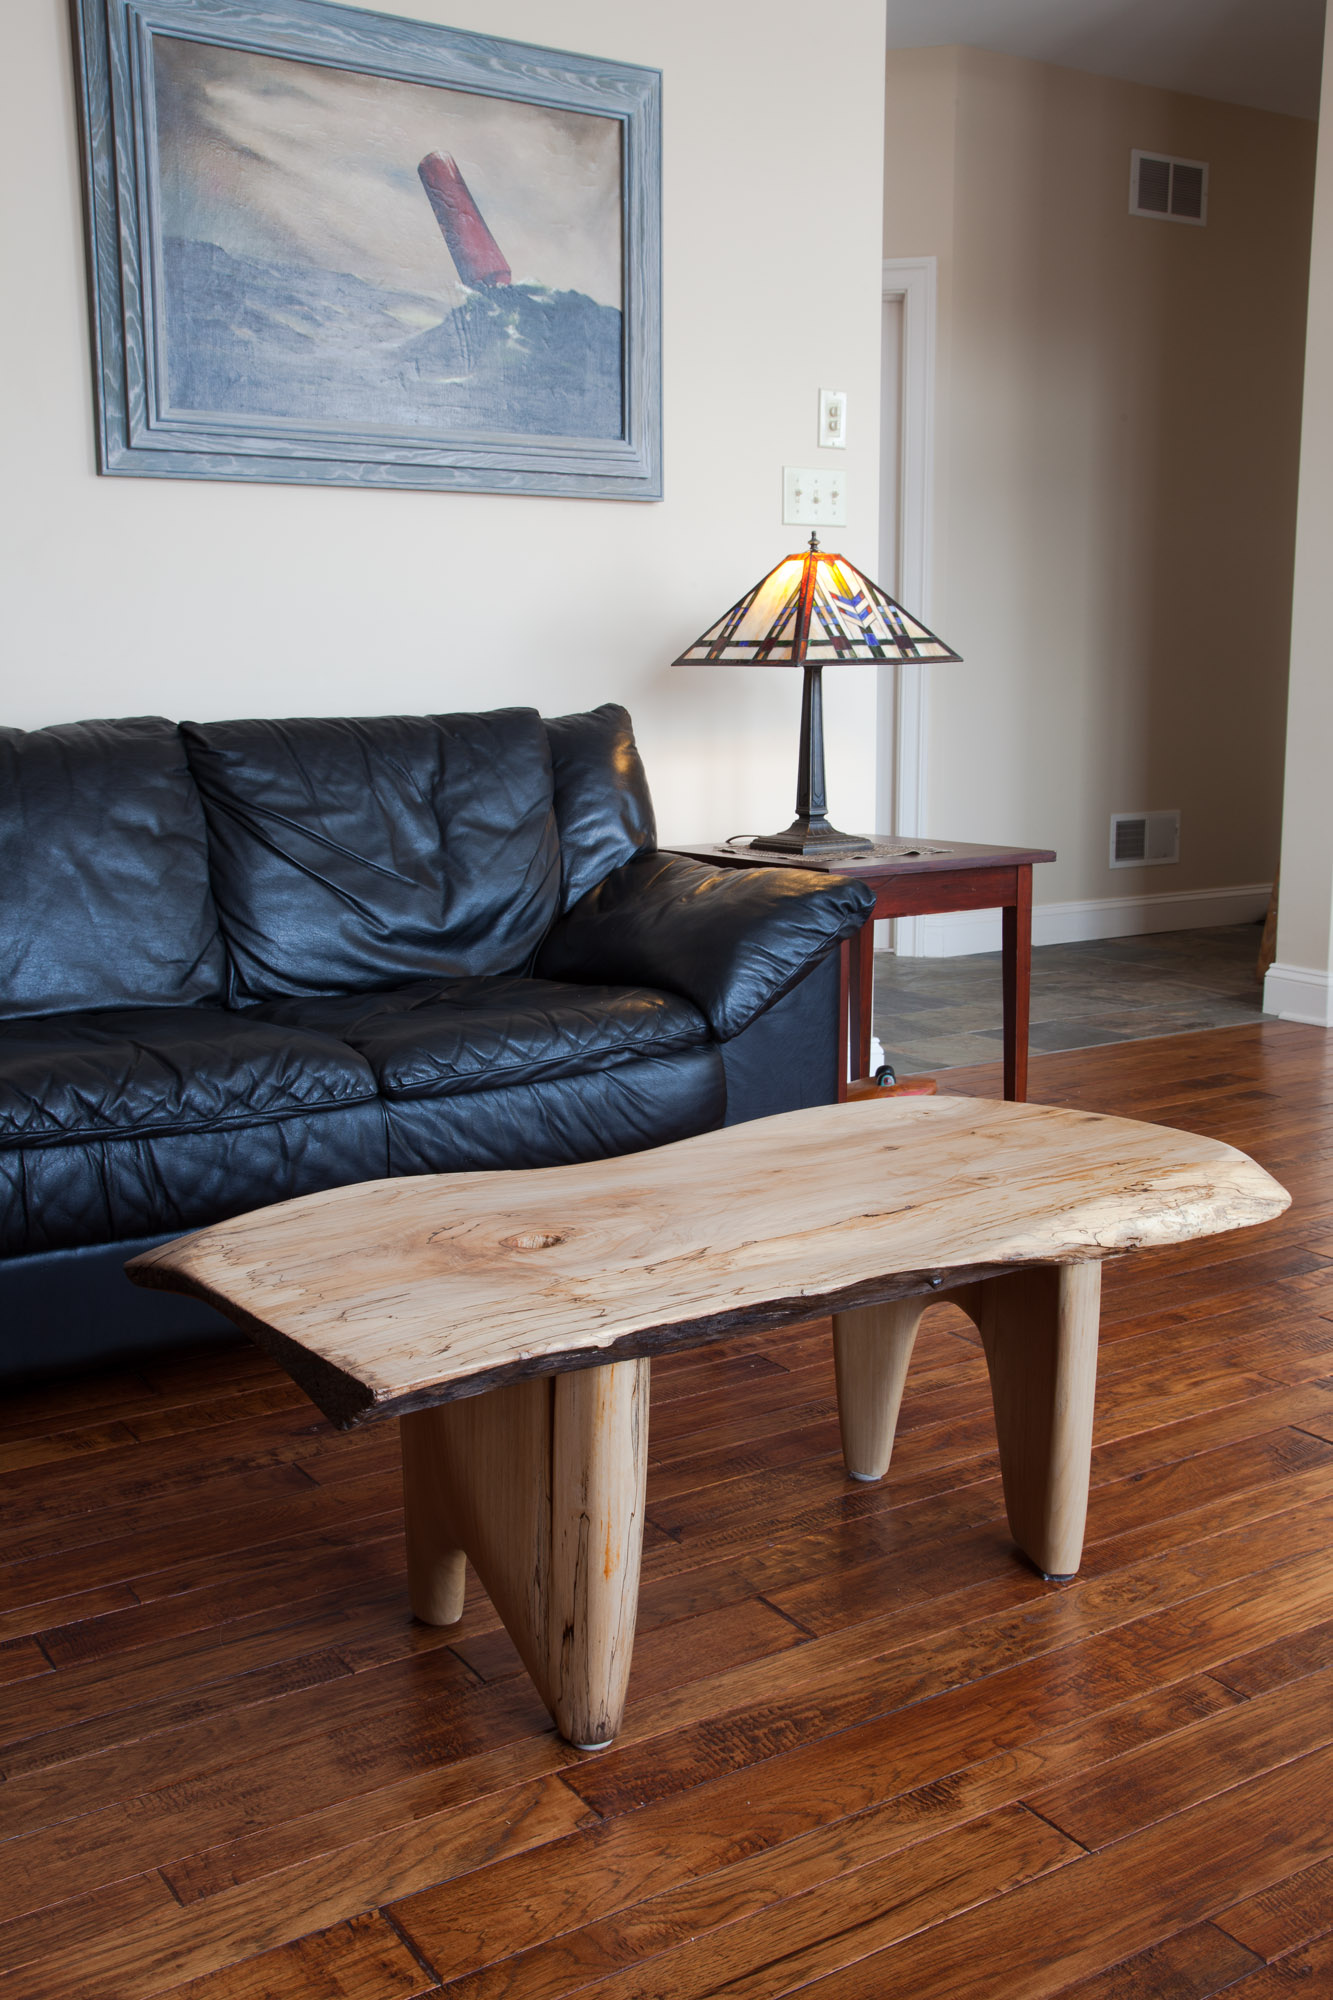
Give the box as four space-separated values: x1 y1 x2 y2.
819 388 847 448
783 465 847 526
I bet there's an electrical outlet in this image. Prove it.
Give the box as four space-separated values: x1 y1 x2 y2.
783 465 847 526
819 388 847 448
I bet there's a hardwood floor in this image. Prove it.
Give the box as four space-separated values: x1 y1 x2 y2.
3 1019 1333 1997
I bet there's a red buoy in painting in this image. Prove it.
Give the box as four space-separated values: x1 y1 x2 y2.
418 152 512 288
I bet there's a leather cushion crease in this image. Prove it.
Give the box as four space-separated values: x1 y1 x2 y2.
181 710 563 1003
0 704 873 1371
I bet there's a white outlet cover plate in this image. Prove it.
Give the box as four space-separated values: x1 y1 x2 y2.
783 465 847 526
819 388 847 448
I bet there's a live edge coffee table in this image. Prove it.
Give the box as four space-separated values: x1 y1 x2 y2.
128 1098 1287 1751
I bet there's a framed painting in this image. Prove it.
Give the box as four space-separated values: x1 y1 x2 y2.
72 0 662 496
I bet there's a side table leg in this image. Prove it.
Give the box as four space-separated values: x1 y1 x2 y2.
832 1299 927 1480
837 938 852 1101
398 1357 650 1750
1001 865 1034 1101
958 1263 1101 1579
847 917 875 1084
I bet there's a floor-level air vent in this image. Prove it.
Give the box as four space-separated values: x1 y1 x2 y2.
1130 150 1208 226
1111 809 1181 868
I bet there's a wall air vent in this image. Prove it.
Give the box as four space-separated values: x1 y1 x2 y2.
1130 150 1208 226
1111 810 1181 869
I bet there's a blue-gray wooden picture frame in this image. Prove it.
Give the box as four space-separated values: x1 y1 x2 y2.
72 0 662 497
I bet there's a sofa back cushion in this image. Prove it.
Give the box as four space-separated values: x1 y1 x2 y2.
182 710 561 1001
0 718 226 1021
544 704 657 914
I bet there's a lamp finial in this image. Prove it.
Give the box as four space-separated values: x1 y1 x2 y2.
808 533 820 553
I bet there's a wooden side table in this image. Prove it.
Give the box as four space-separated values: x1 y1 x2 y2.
669 839 1056 1102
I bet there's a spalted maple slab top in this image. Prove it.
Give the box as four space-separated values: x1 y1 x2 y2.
127 1096 1289 1430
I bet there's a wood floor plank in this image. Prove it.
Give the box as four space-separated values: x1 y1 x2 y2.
0 1638 50 1687
390 1676 1231 1989
1040 1923 1262 1999
0 1641 491 1850
162 1763 590 1908
0 1419 141 1474
763 1440 1333 1641
156 1911 433 2000
1026 1664 1333 1850
0 1405 347 1530
0 1460 316 1575
0 1769 584 1998
0 1573 417 1751
123 1382 310 1444
29 1521 409 1673
1215 1852 1333 1959
0 1582 141 1648
0 1646 357 1782
0 1872 177 1979
1195 1928 1333 1995
560 1505 1333 1820
0 1367 281 1445
642 1383 1333 1563
1210 1616 1333 1698
741 1741 1333 1999
398 1805 1077 2000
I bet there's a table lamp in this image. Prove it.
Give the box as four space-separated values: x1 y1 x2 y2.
673 534 961 856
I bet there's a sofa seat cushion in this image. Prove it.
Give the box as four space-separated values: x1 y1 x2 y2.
0 1008 378 1149
252 977 710 1101
0 1106 390 1259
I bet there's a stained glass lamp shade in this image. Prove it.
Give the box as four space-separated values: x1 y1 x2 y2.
674 535 962 856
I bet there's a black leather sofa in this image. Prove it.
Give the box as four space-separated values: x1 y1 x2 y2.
0 704 872 1380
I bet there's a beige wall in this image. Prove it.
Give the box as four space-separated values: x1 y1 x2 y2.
1268 15 1333 1023
0 0 887 847
884 45 1315 925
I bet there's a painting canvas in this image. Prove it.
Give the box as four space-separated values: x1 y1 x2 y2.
74 0 661 494
154 40 624 437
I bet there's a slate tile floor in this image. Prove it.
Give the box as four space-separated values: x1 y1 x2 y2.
874 921 1266 1076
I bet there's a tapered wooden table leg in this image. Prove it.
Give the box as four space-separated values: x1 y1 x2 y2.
400 1412 467 1626
964 1262 1102 1579
398 1355 650 1749
550 1359 649 1749
832 1299 928 1480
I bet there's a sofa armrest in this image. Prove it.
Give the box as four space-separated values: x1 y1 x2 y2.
534 853 874 1041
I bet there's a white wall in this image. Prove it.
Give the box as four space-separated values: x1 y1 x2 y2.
884 45 1315 951
1267 11 1333 1026
0 0 887 848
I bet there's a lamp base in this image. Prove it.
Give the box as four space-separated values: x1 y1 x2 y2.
749 817 874 858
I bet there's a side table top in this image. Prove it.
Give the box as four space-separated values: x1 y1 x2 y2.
129 1096 1285 1431
668 838 1056 877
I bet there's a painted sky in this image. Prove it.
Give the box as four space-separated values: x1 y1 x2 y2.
151 37 624 315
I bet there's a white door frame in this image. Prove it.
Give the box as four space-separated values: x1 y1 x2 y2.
880 255 938 955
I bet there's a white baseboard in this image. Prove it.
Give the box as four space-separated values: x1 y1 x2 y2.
897 881 1273 959
1262 961 1333 1026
